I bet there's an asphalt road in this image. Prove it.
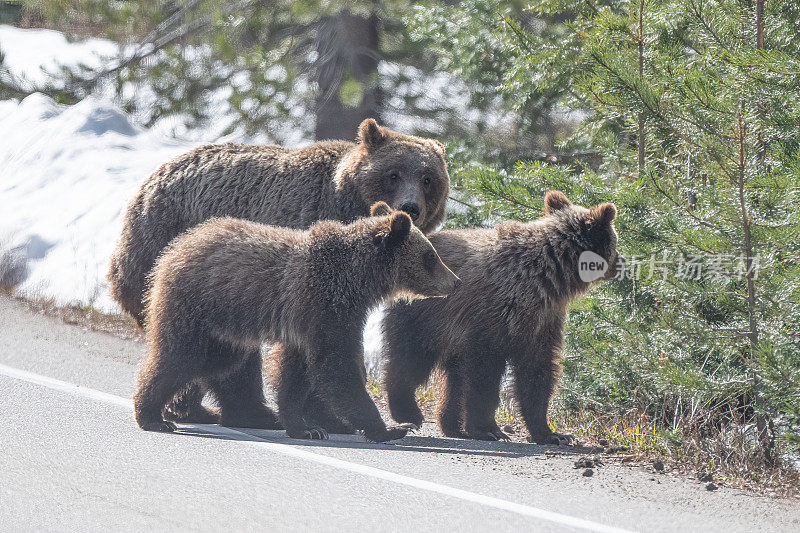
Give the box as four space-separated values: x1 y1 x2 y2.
1 295 798 532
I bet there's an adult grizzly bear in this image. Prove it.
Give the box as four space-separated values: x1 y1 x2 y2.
382 191 619 444
110 119 449 327
110 118 449 424
134 202 460 441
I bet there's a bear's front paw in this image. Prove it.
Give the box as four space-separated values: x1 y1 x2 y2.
140 420 177 433
366 423 417 443
303 427 329 440
392 408 424 428
286 426 328 440
439 424 468 439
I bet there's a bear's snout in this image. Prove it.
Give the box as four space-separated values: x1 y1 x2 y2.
434 270 461 296
400 202 420 221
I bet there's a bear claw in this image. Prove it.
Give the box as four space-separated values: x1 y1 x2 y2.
302 427 329 440
393 411 424 429
366 424 415 442
163 405 220 424
552 433 575 446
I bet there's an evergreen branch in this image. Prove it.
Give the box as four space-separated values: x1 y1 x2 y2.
59 6 240 95
686 0 733 56
56 0 304 97
624 171 723 231
681 82 735 117
590 52 734 147
447 194 478 210
136 0 206 53
589 52 705 151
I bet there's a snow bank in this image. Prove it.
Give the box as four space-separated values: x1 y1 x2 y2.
0 92 384 368
0 26 198 310
0 24 263 308
0 93 193 309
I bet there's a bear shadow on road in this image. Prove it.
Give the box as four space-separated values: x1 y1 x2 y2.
172 424 597 459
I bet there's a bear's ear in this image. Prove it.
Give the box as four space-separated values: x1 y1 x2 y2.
358 118 388 150
588 202 617 226
544 190 572 214
386 211 412 247
370 201 392 217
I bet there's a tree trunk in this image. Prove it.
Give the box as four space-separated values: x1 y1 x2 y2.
756 0 764 49
314 9 382 141
543 109 556 154
750 0 772 463
637 0 646 174
737 108 772 463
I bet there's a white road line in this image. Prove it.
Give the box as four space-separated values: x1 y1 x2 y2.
0 362 635 533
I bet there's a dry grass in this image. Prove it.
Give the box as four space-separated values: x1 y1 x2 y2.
381 373 799 498
21 295 143 342
551 405 799 498
0 239 142 340
552 407 798 497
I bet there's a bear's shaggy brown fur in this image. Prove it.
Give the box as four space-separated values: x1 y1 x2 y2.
134 202 460 442
110 118 449 425
109 119 449 327
382 191 619 444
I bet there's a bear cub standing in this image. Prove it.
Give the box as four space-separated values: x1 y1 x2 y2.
134 202 460 442
383 191 619 444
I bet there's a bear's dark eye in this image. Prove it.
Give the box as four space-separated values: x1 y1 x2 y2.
386 171 399 182
423 176 431 186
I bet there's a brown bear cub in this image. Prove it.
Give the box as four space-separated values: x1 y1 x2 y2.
382 191 619 444
110 118 449 425
134 202 460 442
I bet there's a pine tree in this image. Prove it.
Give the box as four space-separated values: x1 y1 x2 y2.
408 0 581 167
435 0 800 464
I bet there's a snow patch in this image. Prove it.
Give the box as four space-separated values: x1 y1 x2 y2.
0 93 193 310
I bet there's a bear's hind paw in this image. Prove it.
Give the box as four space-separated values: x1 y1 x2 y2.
164 405 220 424
139 420 177 433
